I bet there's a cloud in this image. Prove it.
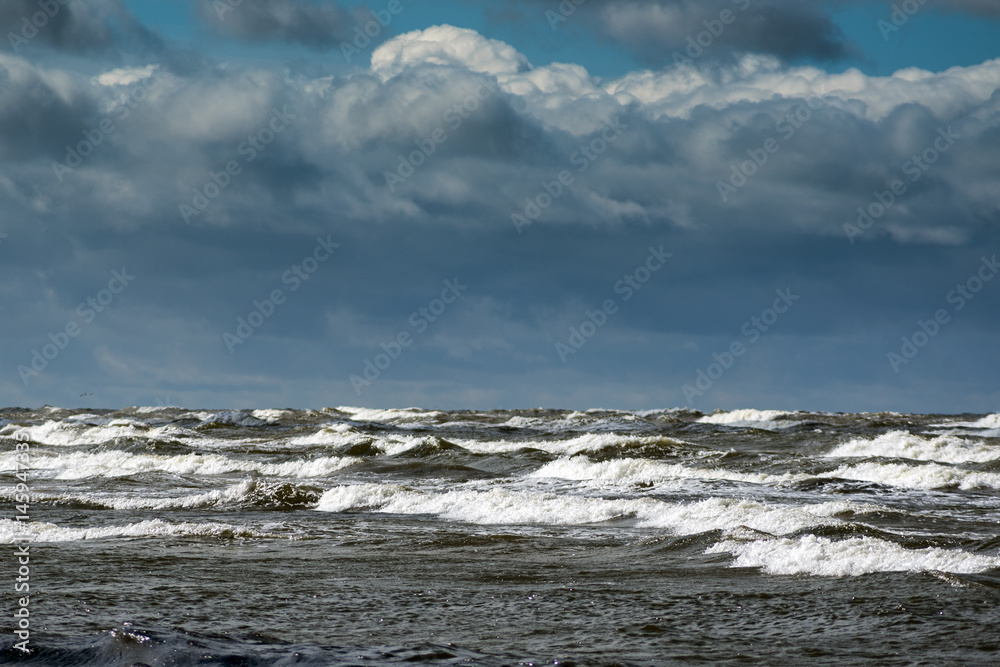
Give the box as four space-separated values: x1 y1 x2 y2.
0 0 162 55
484 0 858 65
594 0 855 65
4 27 999 246
192 0 365 50
2 25 1000 410
0 53 97 161
371 25 532 78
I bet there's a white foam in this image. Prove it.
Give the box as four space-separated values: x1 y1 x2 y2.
198 410 269 427
497 411 655 434
336 407 445 423
315 483 857 534
970 413 1000 429
530 455 802 487
284 429 466 456
697 409 799 430
827 431 1000 464
707 534 1000 576
1 419 203 447
0 450 360 479
251 409 289 422
0 518 263 543
316 483 653 525
21 479 318 510
932 413 1000 429
639 497 859 535
501 415 543 428
927 414 1000 437
6 419 146 445
286 424 372 447
451 432 692 456
821 461 1000 491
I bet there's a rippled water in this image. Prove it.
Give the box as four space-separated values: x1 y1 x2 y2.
1 406 999 665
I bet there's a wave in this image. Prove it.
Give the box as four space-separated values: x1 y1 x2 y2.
821 461 1000 491
196 409 273 428
449 433 694 457
928 413 1000 438
707 534 1000 576
336 406 447 424
0 450 360 479
932 413 1000 429
0 518 264 543
696 409 800 430
15 479 321 510
0 419 201 446
315 483 868 535
529 455 801 487
498 411 660 434
286 422 360 446
827 431 1000 464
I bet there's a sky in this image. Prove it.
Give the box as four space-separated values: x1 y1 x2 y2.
1 0 999 413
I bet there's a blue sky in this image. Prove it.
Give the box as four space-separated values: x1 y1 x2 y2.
2 0 999 412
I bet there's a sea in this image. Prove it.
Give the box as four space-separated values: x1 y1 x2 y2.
1 406 999 666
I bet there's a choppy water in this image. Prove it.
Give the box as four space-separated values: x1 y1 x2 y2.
1 406 999 665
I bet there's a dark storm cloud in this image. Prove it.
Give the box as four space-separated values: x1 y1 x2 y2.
484 0 856 65
0 56 97 161
192 0 367 50
592 0 855 65
1 0 162 55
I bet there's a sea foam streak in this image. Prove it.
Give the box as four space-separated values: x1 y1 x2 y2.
707 534 1000 576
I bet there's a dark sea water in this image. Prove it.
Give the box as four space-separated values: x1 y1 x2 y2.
1 406 999 666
